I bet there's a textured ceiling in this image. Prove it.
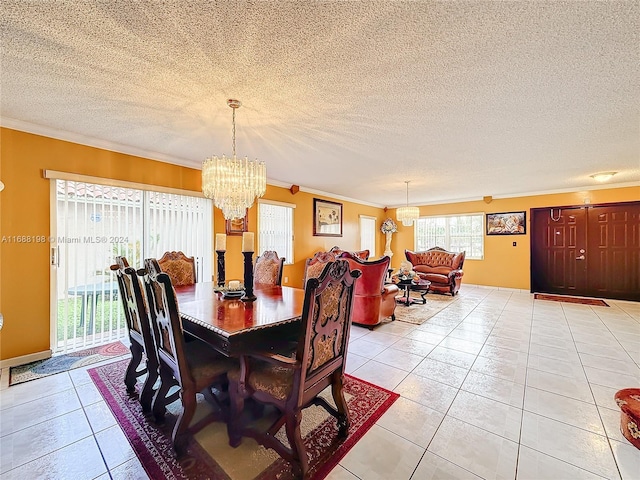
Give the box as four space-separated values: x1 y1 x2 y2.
1 1 638 207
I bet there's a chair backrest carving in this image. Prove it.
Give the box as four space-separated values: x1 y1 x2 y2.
302 251 336 286
143 258 194 391
254 250 285 286
157 251 196 287
297 260 361 384
329 246 370 260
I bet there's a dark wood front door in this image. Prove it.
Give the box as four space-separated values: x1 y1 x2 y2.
531 201 640 301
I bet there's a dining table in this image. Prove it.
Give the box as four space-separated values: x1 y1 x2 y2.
174 282 306 357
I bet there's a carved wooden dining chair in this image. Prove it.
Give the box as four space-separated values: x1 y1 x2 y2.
111 256 179 414
302 250 336 287
329 246 370 260
143 257 237 455
227 259 362 478
157 251 196 286
254 250 285 286
110 256 156 410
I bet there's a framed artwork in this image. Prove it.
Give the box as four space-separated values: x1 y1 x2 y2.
313 198 343 237
486 211 526 235
225 213 248 236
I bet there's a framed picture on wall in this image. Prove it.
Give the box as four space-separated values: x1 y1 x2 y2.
225 212 248 236
486 211 526 235
313 198 342 237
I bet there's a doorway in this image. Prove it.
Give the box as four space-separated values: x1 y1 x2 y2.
530 201 640 301
50 178 213 354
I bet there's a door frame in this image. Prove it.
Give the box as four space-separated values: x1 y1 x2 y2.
530 200 640 301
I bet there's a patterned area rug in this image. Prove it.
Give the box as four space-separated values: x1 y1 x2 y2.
89 359 398 480
393 292 458 325
9 341 129 386
534 293 609 307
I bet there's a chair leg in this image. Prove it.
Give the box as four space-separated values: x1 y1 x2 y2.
125 341 143 394
139 362 158 413
227 379 244 448
331 373 350 437
152 365 173 422
285 410 308 479
172 388 196 455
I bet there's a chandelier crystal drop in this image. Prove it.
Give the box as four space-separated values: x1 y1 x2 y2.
396 180 419 227
202 99 266 220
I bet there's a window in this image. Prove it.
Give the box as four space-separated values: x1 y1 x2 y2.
258 200 295 264
359 215 376 256
415 214 484 259
52 178 212 353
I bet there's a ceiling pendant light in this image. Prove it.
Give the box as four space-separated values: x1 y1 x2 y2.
202 99 266 220
396 180 420 226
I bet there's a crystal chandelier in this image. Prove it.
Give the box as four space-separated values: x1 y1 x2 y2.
396 181 419 226
202 99 266 220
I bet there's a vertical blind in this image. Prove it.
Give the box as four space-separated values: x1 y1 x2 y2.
359 215 377 256
54 179 212 353
258 200 294 264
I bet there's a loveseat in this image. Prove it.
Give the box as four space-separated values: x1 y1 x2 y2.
405 247 465 296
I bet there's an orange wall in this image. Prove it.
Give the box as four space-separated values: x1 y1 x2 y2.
219 186 386 289
391 187 640 289
0 128 385 360
0 128 204 360
1 127 637 361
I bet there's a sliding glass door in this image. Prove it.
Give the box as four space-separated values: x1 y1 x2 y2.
51 179 212 354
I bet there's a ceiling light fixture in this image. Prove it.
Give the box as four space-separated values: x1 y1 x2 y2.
202 99 266 220
396 181 420 226
589 172 617 182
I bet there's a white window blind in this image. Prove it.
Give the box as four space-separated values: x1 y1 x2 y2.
359 215 376 256
415 214 484 259
146 191 212 281
52 179 212 353
258 200 294 264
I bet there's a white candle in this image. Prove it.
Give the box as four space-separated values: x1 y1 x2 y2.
242 232 254 252
215 233 226 251
228 280 240 290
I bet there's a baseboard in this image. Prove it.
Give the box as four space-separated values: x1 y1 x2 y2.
0 349 52 369
463 283 531 294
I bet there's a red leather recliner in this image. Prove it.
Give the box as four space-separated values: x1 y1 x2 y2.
340 252 398 328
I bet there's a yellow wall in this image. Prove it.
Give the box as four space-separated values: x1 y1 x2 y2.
220 186 386 288
391 187 640 290
1 127 637 361
0 128 385 360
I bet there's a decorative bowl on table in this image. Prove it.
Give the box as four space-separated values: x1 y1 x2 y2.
214 283 245 299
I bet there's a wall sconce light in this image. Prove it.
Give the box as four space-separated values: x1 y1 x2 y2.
590 172 617 182
0 180 4 192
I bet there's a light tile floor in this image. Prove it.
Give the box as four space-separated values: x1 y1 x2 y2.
1 285 639 479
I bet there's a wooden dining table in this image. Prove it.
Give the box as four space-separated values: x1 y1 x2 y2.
174 282 306 357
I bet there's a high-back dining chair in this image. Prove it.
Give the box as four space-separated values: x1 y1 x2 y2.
110 256 157 411
254 250 285 286
329 246 370 260
157 251 196 287
143 257 237 454
111 256 180 414
302 250 336 287
227 259 361 478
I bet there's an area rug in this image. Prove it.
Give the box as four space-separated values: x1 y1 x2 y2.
89 359 399 480
534 293 609 307
393 292 458 325
9 341 129 386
